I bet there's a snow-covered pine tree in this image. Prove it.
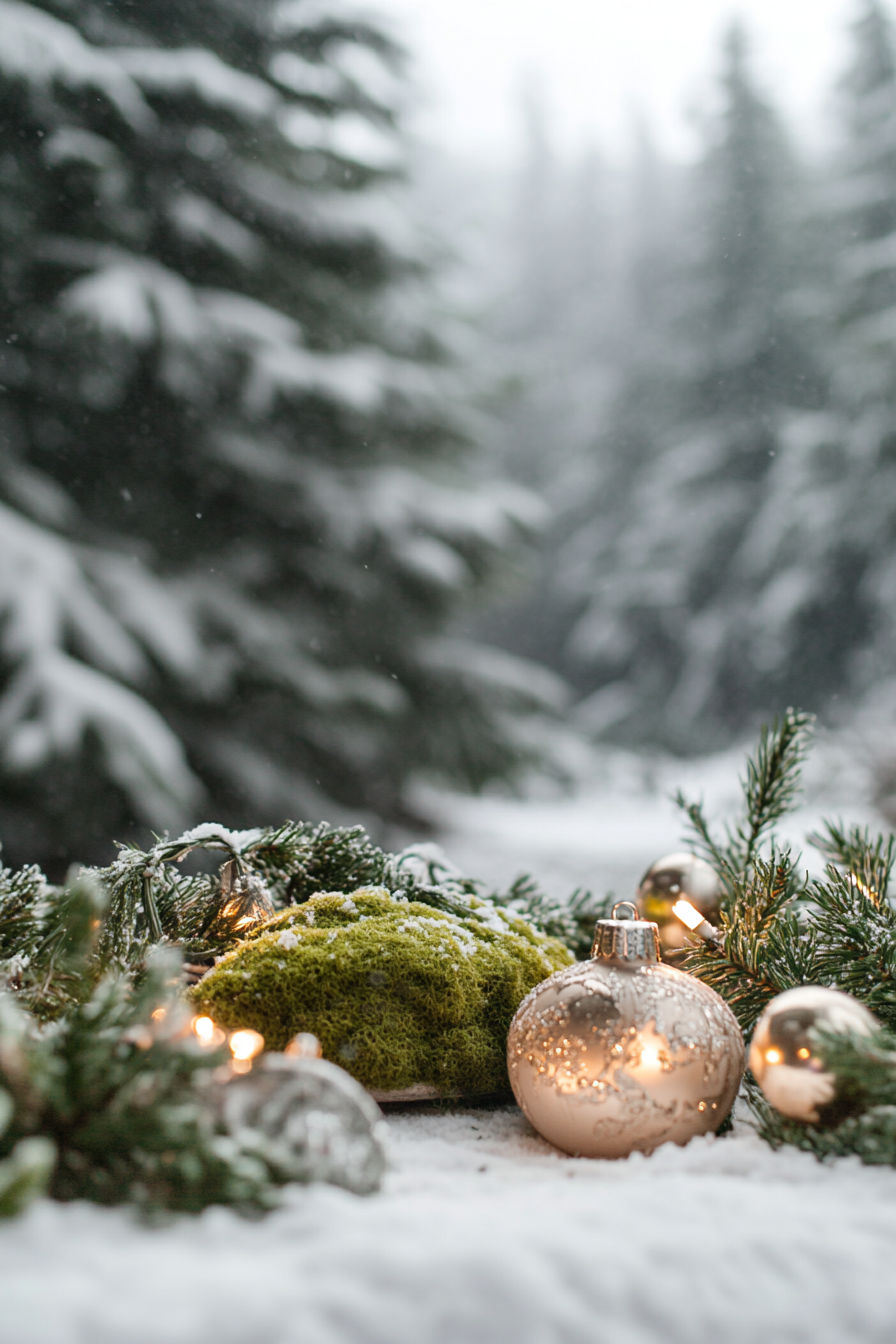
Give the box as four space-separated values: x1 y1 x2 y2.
724 0 896 725
563 25 824 747
0 0 551 873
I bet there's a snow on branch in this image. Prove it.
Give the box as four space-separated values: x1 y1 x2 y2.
61 258 202 346
0 504 202 829
57 253 436 415
0 1 153 130
418 638 569 712
111 47 279 119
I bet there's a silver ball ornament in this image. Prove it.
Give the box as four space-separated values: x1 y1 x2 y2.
636 852 722 957
749 986 879 1124
212 1034 387 1194
507 903 744 1158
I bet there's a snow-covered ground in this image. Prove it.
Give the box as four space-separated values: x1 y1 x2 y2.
5 1106 896 1344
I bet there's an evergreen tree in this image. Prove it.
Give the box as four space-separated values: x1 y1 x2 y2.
726 0 896 718
0 0 547 875
563 25 824 746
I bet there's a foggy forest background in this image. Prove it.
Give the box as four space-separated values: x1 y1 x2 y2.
2 0 896 876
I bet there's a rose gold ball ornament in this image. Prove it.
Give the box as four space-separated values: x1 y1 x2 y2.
507 903 744 1158
749 986 879 1124
636 852 722 958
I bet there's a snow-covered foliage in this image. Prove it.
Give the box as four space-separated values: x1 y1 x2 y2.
0 0 548 871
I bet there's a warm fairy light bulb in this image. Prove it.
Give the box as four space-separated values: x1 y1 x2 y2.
229 1029 265 1061
797 1047 811 1060
764 1047 783 1065
640 1045 661 1069
672 899 704 931
192 1015 216 1043
151 1007 166 1022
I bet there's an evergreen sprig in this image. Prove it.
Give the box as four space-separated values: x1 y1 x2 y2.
679 710 896 1164
0 877 295 1218
676 707 814 891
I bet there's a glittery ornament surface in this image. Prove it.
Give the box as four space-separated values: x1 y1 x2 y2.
507 958 744 1158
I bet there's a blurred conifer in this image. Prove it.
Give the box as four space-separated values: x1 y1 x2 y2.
0 0 553 874
561 23 826 747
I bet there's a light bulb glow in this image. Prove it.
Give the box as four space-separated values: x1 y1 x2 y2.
151 1007 166 1022
192 1015 215 1043
640 1046 661 1069
797 1047 811 1060
672 899 704 931
765 1047 783 1065
229 1029 265 1061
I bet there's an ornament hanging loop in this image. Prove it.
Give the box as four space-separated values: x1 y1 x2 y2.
611 901 640 922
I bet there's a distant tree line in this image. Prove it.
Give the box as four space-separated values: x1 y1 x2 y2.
481 0 896 753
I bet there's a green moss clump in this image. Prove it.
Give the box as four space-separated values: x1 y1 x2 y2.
191 887 573 1095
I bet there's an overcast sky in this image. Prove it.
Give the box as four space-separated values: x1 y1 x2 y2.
374 0 858 161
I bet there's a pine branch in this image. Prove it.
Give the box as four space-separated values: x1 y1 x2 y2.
491 878 612 960
805 866 896 1029
0 882 288 1216
677 708 814 896
736 708 814 868
810 821 895 906
682 851 813 1033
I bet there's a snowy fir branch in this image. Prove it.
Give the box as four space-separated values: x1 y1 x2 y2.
675 706 814 889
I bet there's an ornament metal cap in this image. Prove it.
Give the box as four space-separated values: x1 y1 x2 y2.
591 901 661 964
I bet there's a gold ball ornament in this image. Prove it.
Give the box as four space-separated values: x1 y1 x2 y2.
636 852 722 957
507 903 744 1158
749 986 879 1124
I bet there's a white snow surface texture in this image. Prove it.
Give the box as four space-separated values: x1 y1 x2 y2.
3 1106 896 1344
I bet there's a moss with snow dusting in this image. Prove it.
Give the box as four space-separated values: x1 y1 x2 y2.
192 887 573 1095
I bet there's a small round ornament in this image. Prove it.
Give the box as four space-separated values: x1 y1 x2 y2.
636 852 722 958
507 902 744 1158
211 1033 387 1194
749 986 879 1124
